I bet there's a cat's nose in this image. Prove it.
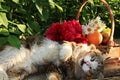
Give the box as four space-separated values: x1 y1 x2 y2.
85 61 90 66
80 59 90 66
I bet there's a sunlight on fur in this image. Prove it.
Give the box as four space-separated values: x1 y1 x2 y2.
0 37 104 80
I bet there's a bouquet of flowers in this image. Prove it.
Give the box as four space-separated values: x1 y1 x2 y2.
45 16 110 45
45 20 88 44
82 16 107 35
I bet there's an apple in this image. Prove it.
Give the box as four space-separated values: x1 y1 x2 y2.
101 28 111 44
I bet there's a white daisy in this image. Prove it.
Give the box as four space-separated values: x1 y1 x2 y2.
82 16 107 35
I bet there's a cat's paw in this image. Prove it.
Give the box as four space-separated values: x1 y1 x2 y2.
47 72 62 80
0 71 9 80
7 68 28 80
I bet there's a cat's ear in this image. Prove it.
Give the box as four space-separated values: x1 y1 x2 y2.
102 56 111 62
89 44 96 51
70 42 77 51
94 48 111 61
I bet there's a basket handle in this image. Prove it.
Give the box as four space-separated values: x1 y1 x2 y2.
76 0 115 46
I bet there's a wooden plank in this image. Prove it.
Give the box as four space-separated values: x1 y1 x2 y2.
102 47 120 77
91 47 120 79
106 47 120 58
100 46 120 60
104 58 120 77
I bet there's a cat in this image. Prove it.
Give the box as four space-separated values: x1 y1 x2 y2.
8 62 63 80
47 48 104 80
0 36 104 80
23 48 104 80
74 49 104 80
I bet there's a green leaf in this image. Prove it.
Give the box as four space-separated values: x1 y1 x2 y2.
17 24 26 33
0 28 9 36
0 13 8 27
32 0 36 3
46 0 63 11
12 0 19 4
0 5 10 12
88 0 94 4
38 9 49 21
26 27 34 35
35 0 49 21
0 0 4 2
48 0 55 8
9 27 21 35
0 37 7 46
8 35 21 49
35 3 43 15
54 3 63 12
28 21 40 32
17 8 27 15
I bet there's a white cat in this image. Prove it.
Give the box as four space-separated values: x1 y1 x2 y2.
0 36 103 80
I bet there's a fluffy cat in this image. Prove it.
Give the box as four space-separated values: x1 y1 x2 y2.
23 49 104 80
48 48 104 80
8 63 62 80
0 36 104 80
74 49 104 80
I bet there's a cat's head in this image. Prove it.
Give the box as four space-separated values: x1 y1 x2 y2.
79 50 103 72
75 46 104 79
72 44 96 59
73 44 103 72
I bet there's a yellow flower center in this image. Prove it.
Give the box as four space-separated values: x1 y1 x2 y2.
94 26 101 31
94 20 98 24
87 28 92 32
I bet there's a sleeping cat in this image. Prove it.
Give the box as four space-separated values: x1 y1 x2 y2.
0 36 104 80
52 48 104 80
75 49 104 80
7 50 104 80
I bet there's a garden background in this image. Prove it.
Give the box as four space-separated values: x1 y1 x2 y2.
0 0 120 48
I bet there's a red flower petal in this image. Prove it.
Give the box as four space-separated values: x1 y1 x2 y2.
45 22 62 41
45 20 88 44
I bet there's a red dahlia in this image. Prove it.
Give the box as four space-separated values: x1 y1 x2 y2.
45 20 88 44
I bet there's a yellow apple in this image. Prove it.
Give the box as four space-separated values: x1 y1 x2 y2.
101 28 111 44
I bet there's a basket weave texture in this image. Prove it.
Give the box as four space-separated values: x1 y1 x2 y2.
76 0 115 47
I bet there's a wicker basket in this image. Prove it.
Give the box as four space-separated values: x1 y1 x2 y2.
76 0 120 57
76 0 120 77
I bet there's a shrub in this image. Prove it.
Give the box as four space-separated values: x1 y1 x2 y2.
0 0 119 48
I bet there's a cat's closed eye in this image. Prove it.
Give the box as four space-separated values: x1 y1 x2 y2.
90 55 96 61
90 58 95 62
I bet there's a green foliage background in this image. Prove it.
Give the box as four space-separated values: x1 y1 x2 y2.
0 0 120 48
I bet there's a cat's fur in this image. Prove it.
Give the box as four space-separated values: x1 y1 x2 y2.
75 50 104 80
0 36 104 80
